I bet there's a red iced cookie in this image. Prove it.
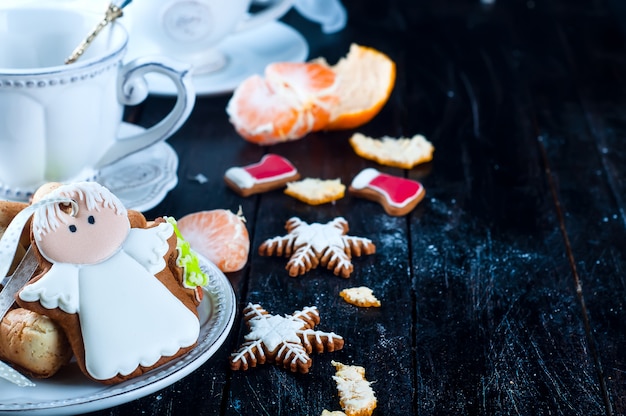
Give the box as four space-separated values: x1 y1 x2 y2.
224 154 300 197
349 168 425 216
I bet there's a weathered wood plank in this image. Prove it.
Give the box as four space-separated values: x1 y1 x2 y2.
401 3 607 414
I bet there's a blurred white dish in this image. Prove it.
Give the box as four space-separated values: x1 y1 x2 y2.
0 123 178 213
0 254 236 416
125 21 308 96
99 124 179 212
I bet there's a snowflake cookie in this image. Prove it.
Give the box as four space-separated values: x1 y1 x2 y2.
258 217 376 277
230 303 344 373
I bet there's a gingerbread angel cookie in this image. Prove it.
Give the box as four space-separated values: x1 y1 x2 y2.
7 182 202 384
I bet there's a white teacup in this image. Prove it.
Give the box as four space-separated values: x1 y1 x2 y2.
126 0 294 74
0 5 195 199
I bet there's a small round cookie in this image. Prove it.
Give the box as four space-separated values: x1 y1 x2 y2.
0 308 72 378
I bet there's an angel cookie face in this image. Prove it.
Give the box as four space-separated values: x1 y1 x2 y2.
32 184 129 265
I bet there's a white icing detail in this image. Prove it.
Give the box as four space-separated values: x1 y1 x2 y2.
79 249 199 379
349 168 380 190
33 182 127 242
123 223 173 275
18 182 200 381
246 314 303 352
261 217 373 276
19 224 199 379
231 303 342 368
0 196 76 280
224 167 255 189
19 263 80 313
332 360 377 415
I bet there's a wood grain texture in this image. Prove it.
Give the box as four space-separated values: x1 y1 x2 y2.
81 1 626 415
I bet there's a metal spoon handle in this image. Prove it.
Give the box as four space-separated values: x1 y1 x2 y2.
65 3 123 64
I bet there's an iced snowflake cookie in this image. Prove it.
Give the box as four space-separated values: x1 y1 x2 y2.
258 217 376 277
284 178 346 205
349 168 425 216
332 361 377 416
349 132 434 169
339 287 381 307
6 182 205 385
224 154 300 197
230 303 344 373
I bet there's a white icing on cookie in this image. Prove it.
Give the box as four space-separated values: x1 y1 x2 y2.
18 182 200 381
350 168 379 190
224 167 255 189
225 154 298 189
332 360 377 416
230 303 343 372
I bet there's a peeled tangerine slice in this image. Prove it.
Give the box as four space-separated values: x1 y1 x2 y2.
224 154 300 197
226 62 338 145
177 209 250 273
349 168 425 216
226 75 309 144
265 62 339 132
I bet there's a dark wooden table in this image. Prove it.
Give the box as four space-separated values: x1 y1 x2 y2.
88 0 626 414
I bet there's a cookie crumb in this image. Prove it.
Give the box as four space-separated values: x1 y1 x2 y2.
350 132 434 169
331 361 377 416
284 178 345 205
339 287 381 307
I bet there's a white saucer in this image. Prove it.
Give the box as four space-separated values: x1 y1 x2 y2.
125 21 309 96
0 123 178 212
99 123 178 212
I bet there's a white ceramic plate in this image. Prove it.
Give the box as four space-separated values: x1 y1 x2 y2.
126 21 309 96
0 256 237 416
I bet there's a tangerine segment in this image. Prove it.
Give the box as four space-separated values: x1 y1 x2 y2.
177 209 250 273
226 75 310 145
265 62 339 131
325 44 396 130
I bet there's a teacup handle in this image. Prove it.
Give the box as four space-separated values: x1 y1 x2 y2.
235 0 294 33
95 57 195 169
